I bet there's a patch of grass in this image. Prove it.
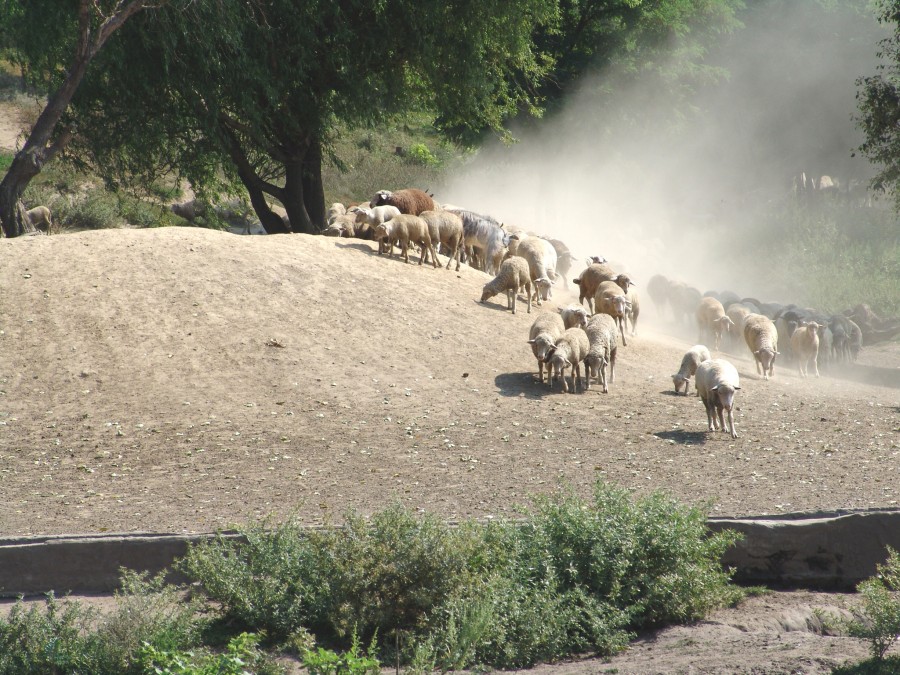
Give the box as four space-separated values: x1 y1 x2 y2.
0 570 200 675
0 151 12 173
178 482 744 670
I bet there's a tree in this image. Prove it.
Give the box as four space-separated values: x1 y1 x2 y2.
0 0 174 238
62 0 559 234
857 1 900 206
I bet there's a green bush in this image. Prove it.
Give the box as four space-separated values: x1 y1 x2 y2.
137 632 282 675
57 192 123 230
0 571 199 675
301 631 380 675
406 143 439 167
179 482 744 670
0 151 12 173
844 547 900 661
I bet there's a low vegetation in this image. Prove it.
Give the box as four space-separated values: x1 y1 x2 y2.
832 547 900 674
0 482 745 673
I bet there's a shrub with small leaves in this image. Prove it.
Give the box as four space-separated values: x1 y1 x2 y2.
845 547 900 660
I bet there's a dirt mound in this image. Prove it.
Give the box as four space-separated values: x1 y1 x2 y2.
2 227 899 671
1 227 898 537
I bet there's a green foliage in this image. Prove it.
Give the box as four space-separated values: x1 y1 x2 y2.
406 143 439 167
179 482 744 670
0 570 199 675
300 631 380 675
137 632 282 675
740 200 900 316
0 151 12 173
833 656 900 674
843 547 900 661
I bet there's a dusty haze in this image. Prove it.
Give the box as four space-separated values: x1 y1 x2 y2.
438 1 888 305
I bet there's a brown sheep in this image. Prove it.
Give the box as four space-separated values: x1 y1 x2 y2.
573 263 634 314
371 188 437 216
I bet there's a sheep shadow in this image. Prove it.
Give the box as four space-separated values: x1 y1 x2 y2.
475 298 534 315
654 429 708 446
333 241 375 254
494 372 563 399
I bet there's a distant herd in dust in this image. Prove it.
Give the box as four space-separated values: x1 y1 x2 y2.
324 186 900 441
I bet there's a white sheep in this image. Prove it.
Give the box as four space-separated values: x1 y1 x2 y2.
373 214 438 267
419 209 464 271
329 213 358 237
528 312 566 384
672 344 711 395
547 327 590 393
743 313 779 380
695 358 741 439
790 321 821 378
480 256 532 314
584 313 617 393
625 288 640 337
513 236 558 304
696 297 735 351
357 205 402 251
326 202 347 224
26 205 53 235
594 280 632 347
559 304 589 330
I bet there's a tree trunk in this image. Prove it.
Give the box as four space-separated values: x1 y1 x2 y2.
301 138 325 232
283 158 315 234
0 0 161 237
237 168 291 234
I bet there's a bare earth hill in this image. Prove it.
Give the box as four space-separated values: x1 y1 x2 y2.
1 227 900 672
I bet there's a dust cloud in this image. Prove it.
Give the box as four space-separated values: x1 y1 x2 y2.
437 1 887 303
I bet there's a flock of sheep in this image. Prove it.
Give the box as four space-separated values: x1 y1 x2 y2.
326 186 876 442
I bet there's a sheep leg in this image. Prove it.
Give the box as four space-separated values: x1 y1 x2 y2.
726 408 738 439
702 397 716 432
716 405 726 434
572 362 581 393
525 282 532 314
811 350 820 377
609 348 616 383
619 317 628 347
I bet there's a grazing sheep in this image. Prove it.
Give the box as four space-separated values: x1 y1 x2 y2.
480 257 532 314
372 214 438 267
371 188 437 215
515 236 558 304
326 202 347 224
595 280 632 346
356 205 402 251
718 290 742 310
528 312 566 385
726 303 753 350
695 359 741 439
419 209 464 270
26 205 53 234
625 288 640 337
545 238 575 290
670 281 703 326
696 297 735 351
547 327 590 393
323 225 343 237
329 213 359 238
560 304 589 329
647 274 671 320
584 313 618 393
672 344 712 395
573 263 633 314
743 313 779 380
450 209 507 274
790 321 821 377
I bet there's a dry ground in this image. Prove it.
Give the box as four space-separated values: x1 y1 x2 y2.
1 227 899 673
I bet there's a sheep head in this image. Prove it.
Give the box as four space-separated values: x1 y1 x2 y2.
672 373 689 394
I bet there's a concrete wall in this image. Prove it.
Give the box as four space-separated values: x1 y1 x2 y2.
3 509 900 597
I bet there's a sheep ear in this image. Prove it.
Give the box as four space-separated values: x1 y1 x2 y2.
735 386 741 390
711 385 719 391
527 339 536 344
